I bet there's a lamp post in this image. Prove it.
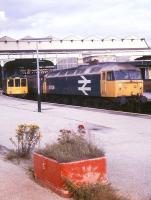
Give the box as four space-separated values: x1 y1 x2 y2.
36 42 41 112
0 60 4 90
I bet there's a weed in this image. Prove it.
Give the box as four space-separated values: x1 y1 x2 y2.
26 166 35 180
65 179 129 200
9 124 41 159
37 127 104 163
5 149 18 160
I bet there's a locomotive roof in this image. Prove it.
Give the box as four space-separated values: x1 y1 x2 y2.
46 62 140 78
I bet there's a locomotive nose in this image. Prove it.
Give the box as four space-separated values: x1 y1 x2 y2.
117 81 143 96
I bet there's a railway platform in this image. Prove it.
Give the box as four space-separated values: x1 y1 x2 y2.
0 155 65 200
0 95 151 200
144 92 151 101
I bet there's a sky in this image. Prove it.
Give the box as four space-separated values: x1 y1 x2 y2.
0 0 151 42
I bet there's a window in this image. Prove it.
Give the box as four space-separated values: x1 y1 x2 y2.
102 72 106 80
21 79 26 87
58 70 67 76
50 71 59 76
90 66 102 73
107 71 114 80
129 70 142 80
67 69 76 75
75 68 86 74
15 79 20 87
114 70 142 80
8 79 14 87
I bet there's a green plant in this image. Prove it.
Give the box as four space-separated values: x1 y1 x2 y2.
9 124 41 159
37 126 104 163
65 180 129 200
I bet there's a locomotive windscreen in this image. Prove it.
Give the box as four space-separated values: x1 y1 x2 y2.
114 70 142 80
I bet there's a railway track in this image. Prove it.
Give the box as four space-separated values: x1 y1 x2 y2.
8 92 151 114
3 95 151 119
40 94 151 115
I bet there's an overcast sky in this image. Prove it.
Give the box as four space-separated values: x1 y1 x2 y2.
0 0 150 41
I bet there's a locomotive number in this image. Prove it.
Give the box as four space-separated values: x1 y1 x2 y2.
48 85 55 90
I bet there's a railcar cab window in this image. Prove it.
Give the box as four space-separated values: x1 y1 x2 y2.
8 79 14 87
114 70 142 80
21 79 26 87
107 71 114 80
15 79 20 87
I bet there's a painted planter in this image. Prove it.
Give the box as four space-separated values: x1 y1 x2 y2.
33 153 107 197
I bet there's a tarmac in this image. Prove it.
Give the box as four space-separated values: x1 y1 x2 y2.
0 94 151 200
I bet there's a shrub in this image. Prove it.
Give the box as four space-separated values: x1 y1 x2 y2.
37 126 104 163
65 180 129 200
9 124 41 159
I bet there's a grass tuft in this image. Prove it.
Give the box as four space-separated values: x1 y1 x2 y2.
65 180 130 200
5 150 19 160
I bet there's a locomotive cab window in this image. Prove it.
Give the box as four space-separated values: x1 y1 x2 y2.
107 71 114 80
8 79 14 87
21 79 27 87
15 79 20 87
114 70 142 80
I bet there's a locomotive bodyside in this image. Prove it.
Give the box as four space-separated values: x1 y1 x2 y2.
45 63 145 104
46 74 100 96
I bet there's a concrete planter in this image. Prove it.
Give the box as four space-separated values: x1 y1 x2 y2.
33 152 107 197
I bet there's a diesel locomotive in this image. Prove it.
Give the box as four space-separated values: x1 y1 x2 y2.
42 62 146 106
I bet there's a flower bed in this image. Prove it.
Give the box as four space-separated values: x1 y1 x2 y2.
33 126 107 197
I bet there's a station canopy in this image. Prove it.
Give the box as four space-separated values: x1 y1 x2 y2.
3 58 54 77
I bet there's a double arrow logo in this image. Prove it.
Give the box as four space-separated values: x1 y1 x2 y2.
78 76 91 95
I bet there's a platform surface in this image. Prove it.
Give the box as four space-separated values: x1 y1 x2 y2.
144 92 151 101
0 95 151 200
0 157 66 200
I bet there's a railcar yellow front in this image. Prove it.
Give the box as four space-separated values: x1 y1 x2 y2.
7 77 28 95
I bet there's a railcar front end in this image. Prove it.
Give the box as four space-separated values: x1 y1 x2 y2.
4 77 28 96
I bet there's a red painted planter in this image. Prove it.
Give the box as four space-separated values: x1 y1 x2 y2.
33 153 107 197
